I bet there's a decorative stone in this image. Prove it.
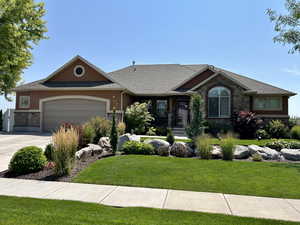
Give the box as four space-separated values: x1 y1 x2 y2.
117 133 140 150
98 137 111 152
76 145 103 160
281 149 300 161
144 139 170 156
211 145 222 159
248 145 279 160
234 145 250 159
88 144 103 154
170 142 191 157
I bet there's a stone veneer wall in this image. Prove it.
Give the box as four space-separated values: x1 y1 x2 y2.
14 112 40 131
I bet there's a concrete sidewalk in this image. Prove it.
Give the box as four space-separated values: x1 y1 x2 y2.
0 178 300 222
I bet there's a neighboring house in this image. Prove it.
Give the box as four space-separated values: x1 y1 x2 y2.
12 55 296 132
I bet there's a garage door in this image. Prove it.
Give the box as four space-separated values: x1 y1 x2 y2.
43 98 107 132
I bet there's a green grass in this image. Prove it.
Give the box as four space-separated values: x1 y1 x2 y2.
0 196 298 225
141 137 300 146
74 155 300 199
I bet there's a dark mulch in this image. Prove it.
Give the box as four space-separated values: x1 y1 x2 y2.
0 151 114 182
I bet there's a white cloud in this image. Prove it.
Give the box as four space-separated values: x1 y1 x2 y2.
282 66 300 76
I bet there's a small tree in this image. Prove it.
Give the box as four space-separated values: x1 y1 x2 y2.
125 102 154 134
185 94 205 140
110 109 118 154
166 128 175 145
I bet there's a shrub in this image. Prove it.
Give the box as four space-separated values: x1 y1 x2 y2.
252 153 263 162
9 146 46 175
205 121 232 138
125 102 154 134
265 140 290 151
52 126 79 176
44 144 54 161
81 123 95 147
289 141 300 149
117 122 126 135
122 141 155 155
196 135 212 159
156 126 168 136
110 110 118 154
166 128 175 146
289 117 298 129
0 110 2 131
220 136 235 161
267 120 288 139
255 129 270 140
88 117 111 143
232 111 263 139
291 125 300 140
146 127 156 136
186 94 205 140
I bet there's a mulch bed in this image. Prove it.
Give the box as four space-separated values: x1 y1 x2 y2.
0 151 114 182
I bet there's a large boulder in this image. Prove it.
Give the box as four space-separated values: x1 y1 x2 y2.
98 137 111 151
88 144 103 154
117 133 140 150
170 142 194 157
144 139 170 156
76 145 103 160
234 145 250 159
248 145 279 160
281 149 300 161
211 145 222 159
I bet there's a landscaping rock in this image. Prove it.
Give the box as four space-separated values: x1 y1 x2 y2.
76 145 103 160
98 137 111 151
248 145 279 160
281 149 300 161
144 139 170 156
211 145 222 159
170 142 193 157
88 144 103 154
234 145 250 159
117 133 140 150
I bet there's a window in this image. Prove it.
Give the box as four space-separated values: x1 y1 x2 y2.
208 86 231 118
73 65 85 77
19 96 30 108
253 97 282 111
156 100 168 117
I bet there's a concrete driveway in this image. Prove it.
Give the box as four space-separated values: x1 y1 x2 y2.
0 133 51 172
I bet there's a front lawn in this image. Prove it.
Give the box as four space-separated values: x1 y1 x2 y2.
73 155 300 199
0 196 298 225
141 137 300 146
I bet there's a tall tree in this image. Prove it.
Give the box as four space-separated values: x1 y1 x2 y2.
267 0 300 53
0 0 47 99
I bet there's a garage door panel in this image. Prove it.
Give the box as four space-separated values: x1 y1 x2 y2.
43 98 107 132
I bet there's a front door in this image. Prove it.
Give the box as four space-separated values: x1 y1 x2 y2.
175 101 189 127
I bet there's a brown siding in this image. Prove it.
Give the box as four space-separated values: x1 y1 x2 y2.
16 90 122 111
250 96 288 115
177 69 215 90
122 93 134 110
46 58 111 83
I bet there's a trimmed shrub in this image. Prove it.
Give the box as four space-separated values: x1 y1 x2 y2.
232 111 263 139
265 140 290 151
146 127 156 136
9 146 46 175
88 117 111 143
252 153 263 162
52 126 79 176
196 135 212 159
166 128 175 146
291 125 300 140
82 123 95 147
122 141 155 155
117 122 126 135
267 120 288 139
255 129 270 140
220 136 235 161
44 143 54 161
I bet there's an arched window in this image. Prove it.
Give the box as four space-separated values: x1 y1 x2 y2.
208 86 231 118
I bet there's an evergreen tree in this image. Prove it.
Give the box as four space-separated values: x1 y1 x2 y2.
0 110 2 131
110 109 118 154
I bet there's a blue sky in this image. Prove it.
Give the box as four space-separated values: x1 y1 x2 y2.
2 0 300 116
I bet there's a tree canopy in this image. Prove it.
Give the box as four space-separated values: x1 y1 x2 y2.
267 0 300 53
0 0 47 99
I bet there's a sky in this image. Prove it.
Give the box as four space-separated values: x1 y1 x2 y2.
2 0 300 116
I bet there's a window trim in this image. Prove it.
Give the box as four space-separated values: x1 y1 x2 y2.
156 99 168 118
19 96 30 109
253 96 282 111
207 86 231 118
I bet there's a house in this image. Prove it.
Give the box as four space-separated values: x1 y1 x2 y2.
13 55 296 133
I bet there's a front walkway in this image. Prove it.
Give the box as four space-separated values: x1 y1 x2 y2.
0 178 300 222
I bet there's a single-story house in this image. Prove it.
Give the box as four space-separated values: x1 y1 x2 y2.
13 55 296 133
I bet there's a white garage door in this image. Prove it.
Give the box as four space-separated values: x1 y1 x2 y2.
43 98 107 132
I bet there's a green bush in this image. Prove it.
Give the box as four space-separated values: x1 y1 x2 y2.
9 146 46 175
196 135 212 159
291 125 300 140
146 127 156 136
267 120 288 139
82 123 95 147
44 144 54 161
252 153 263 162
220 137 235 161
122 141 155 155
88 117 111 143
156 126 167 136
166 128 175 146
289 141 300 149
265 140 290 151
205 121 232 137
255 129 270 139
